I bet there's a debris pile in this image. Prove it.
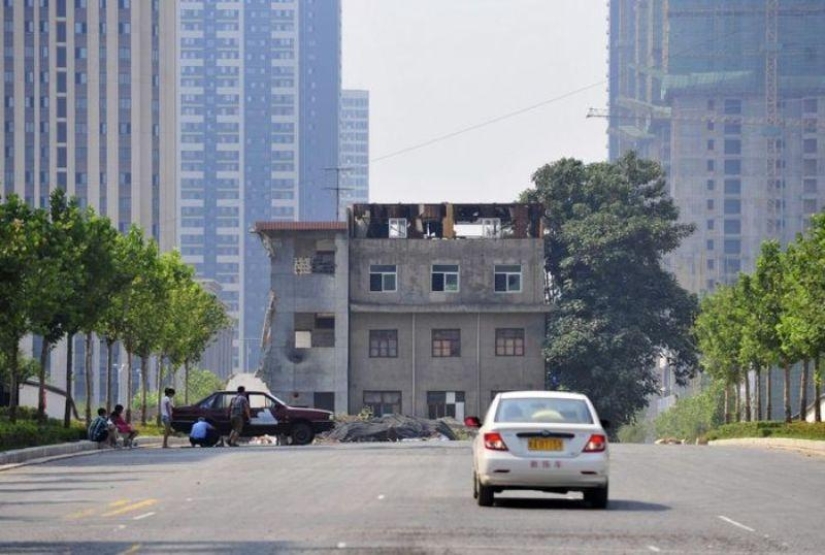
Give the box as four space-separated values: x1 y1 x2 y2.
321 414 471 443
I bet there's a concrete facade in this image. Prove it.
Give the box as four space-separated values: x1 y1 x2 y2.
255 203 549 417
255 222 349 414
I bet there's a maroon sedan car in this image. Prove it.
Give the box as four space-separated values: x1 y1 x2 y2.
171 390 335 445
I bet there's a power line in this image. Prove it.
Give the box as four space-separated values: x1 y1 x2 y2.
370 80 607 164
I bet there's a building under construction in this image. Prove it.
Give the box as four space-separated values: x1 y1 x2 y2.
608 0 825 295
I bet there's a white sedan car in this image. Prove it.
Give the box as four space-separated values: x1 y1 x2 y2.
467 390 610 508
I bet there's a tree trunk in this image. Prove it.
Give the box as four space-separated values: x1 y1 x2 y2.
754 365 762 421
184 361 190 405
37 338 51 423
105 339 114 414
799 359 809 422
734 378 741 422
126 350 134 424
84 333 93 423
63 333 75 428
783 360 792 423
813 356 822 423
766 366 773 421
140 355 149 425
8 344 20 424
156 355 165 427
723 385 730 424
744 366 752 422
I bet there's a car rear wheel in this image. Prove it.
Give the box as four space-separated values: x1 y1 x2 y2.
476 476 494 507
289 422 314 445
584 484 608 509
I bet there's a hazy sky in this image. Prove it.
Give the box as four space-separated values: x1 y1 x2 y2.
341 0 609 204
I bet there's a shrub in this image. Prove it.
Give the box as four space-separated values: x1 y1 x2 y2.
654 382 725 443
0 420 86 451
706 421 825 441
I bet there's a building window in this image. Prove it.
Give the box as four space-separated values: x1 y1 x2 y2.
724 219 741 234
495 328 525 357
369 264 397 292
724 139 741 155
388 218 406 238
724 179 741 195
724 159 741 175
363 391 401 417
427 391 465 420
369 330 398 358
804 138 818 155
431 264 459 292
432 329 460 357
724 99 742 115
494 264 522 293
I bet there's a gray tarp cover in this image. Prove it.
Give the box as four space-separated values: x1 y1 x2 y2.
322 415 461 442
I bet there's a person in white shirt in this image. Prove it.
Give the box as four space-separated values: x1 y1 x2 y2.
189 417 221 447
160 388 175 448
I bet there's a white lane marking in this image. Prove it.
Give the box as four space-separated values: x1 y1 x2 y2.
718 515 756 532
648 546 661 553
377 494 385 500
336 542 347 549
133 512 156 521
116 525 127 530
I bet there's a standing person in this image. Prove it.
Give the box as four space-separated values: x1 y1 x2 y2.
161 387 175 448
227 386 250 447
189 417 221 447
88 408 110 445
110 404 138 448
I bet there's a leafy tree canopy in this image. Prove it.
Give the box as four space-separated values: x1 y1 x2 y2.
520 153 698 428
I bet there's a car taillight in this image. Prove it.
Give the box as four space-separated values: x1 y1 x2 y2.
583 434 607 453
483 432 508 451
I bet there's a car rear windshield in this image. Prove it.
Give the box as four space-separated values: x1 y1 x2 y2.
495 398 594 424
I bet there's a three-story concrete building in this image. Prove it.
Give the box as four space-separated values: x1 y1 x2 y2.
255 203 549 417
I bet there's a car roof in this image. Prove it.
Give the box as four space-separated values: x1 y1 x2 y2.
496 390 591 401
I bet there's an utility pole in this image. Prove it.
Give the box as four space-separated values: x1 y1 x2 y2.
323 166 357 221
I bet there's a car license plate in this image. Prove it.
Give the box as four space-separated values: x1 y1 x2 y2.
527 437 563 451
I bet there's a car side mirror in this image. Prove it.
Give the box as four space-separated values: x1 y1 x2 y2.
600 419 611 430
464 416 482 428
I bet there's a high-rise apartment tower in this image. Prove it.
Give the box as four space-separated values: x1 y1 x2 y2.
1 0 177 404
608 0 825 295
177 0 342 372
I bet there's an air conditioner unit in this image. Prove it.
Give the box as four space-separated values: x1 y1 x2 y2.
481 218 500 237
389 218 407 238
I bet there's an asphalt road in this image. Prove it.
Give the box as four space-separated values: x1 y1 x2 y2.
0 441 822 554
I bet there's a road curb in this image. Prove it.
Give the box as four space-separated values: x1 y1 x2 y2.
709 437 825 456
0 436 188 471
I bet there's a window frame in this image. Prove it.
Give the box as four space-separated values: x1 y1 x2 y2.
431 263 459 292
494 264 522 293
495 328 525 357
363 390 401 417
369 329 398 358
369 264 397 292
432 329 461 358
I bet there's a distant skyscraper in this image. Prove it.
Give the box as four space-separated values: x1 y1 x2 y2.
177 0 341 372
338 89 369 218
0 0 177 404
608 0 825 295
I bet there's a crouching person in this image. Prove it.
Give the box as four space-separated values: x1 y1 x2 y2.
110 404 138 448
88 408 111 447
189 417 221 447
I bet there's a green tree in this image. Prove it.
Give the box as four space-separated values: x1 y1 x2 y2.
0 194 60 423
778 216 825 422
693 284 744 422
752 241 792 422
521 153 698 429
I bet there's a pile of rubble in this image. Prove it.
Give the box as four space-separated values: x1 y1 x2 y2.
320 414 473 443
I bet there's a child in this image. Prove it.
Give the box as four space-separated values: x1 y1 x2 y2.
110 404 138 448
